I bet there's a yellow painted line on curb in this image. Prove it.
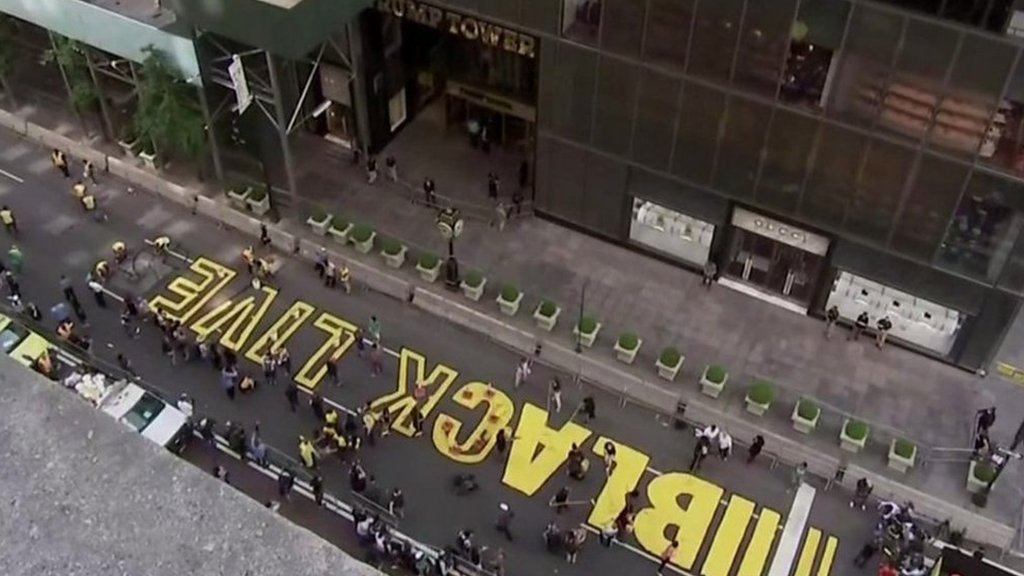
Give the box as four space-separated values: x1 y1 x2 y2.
817 536 838 576
702 494 755 576
737 507 781 576
793 528 822 576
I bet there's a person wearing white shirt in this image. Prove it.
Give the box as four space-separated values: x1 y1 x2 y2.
718 432 732 460
176 394 194 419
700 424 720 443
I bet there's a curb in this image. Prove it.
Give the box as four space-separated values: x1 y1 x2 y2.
3 112 1014 551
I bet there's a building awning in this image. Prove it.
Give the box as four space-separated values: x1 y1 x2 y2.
166 0 373 60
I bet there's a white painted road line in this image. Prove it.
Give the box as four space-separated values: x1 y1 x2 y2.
0 168 23 183
767 482 816 576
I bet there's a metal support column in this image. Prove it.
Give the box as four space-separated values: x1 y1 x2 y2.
265 52 299 198
82 48 115 142
46 30 88 136
196 82 225 183
346 21 372 154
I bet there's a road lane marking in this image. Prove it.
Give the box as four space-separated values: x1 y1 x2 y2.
0 168 23 183
702 494 755 576
794 528 822 576
579 523 694 575
767 483 816 576
738 507 781 576
817 536 838 576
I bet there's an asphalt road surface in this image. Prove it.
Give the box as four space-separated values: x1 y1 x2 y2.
0 127 876 576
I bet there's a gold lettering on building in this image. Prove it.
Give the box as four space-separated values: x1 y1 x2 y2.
375 0 537 59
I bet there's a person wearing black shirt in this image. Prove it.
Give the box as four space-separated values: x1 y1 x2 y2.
825 305 840 340
850 311 870 341
875 316 893 349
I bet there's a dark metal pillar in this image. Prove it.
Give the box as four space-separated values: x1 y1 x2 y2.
46 30 88 136
265 52 299 198
346 21 372 154
196 82 224 183
82 48 115 141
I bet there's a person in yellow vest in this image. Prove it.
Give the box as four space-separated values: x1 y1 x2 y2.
81 194 96 212
72 181 87 199
241 246 255 274
339 263 352 294
325 409 339 429
51 149 69 178
298 435 318 469
112 241 127 264
0 205 16 236
94 260 110 282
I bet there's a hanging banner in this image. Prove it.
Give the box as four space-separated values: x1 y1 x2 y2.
228 54 253 114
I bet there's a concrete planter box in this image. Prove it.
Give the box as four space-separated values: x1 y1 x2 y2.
461 278 486 302
226 186 251 209
655 352 684 382
246 193 271 216
416 259 441 283
496 290 523 317
745 396 772 416
381 244 406 268
533 303 560 332
700 366 728 398
139 149 157 170
967 461 992 494
117 138 139 157
353 231 377 255
307 214 333 236
791 401 821 434
328 223 352 244
573 322 602 349
888 439 917 473
613 336 642 365
840 419 870 453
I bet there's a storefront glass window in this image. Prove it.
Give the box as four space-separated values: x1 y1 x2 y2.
600 0 645 58
643 0 694 72
844 139 914 243
713 96 772 200
630 198 715 266
826 270 963 356
890 155 969 262
631 68 681 172
592 56 638 157
977 41 1024 176
781 0 850 112
562 0 601 45
687 0 743 84
672 82 726 185
756 109 818 215
733 0 796 98
938 171 1024 282
998 226 1024 294
801 124 868 230
827 5 904 126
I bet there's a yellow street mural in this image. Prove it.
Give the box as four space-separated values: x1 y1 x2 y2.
150 257 841 576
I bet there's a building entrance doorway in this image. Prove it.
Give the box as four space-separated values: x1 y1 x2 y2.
722 208 830 312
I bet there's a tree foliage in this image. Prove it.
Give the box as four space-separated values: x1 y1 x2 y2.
134 45 206 162
41 34 96 111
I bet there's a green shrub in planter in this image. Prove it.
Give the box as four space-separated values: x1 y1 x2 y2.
248 187 267 202
974 461 996 483
310 208 328 223
845 420 869 441
618 332 640 351
330 217 350 231
797 399 819 421
381 237 403 256
659 347 681 367
500 285 520 302
140 139 157 156
119 125 137 142
538 300 558 317
419 253 439 269
893 439 915 459
350 224 374 244
578 316 598 334
747 381 774 405
463 270 484 288
705 365 726 384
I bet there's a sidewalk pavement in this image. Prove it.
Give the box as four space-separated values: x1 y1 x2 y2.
3 99 1022 550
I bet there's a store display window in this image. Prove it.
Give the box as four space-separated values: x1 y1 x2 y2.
629 198 714 266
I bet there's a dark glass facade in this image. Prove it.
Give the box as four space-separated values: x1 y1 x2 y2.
367 0 1024 370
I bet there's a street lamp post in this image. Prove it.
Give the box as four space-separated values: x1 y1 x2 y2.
575 280 588 354
436 207 464 290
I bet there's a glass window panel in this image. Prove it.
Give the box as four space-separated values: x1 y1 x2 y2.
537 38 559 131
687 0 743 84
672 82 726 185
592 56 639 157
986 0 1013 34
998 226 1024 293
890 155 969 261
550 43 598 144
802 124 869 229
939 171 1024 281
713 96 772 199
522 0 561 34
827 5 903 125
643 0 695 71
477 0 519 22
781 0 850 112
562 0 601 45
600 0 645 58
844 140 914 242
632 68 682 172
582 152 629 235
547 137 589 222
956 36 1019 172
733 0 796 97
757 110 819 215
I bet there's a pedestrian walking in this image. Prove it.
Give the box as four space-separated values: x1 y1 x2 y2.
324 261 337 288
259 223 271 248
315 247 328 278
511 189 523 217
370 342 383 376
791 462 808 491
59 274 77 303
355 328 366 358
411 405 425 437
747 435 765 464
702 260 718 288
599 522 617 547
718 431 733 460
850 478 873 510
311 474 325 506
548 378 562 413
487 172 499 201
514 357 531 388
325 355 340 385
83 159 97 184
565 526 587 564
250 435 268 466
389 487 405 518
298 435 318 469
7 244 23 273
495 503 514 541
689 436 710 472
51 149 69 178
825 305 840 339
310 392 326 421
87 278 106 308
175 393 194 419
492 201 508 230
579 396 596 422
221 365 238 400
262 351 277 386
366 156 378 184
550 486 570 514
120 308 139 338
603 441 617 476
285 381 300 412
875 316 893 349
423 177 437 207
0 205 17 237
70 297 87 324
658 540 680 575
339 263 351 293
850 311 869 341
386 155 398 181
367 315 381 343
278 468 295 500
276 346 292 377
5 270 20 299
